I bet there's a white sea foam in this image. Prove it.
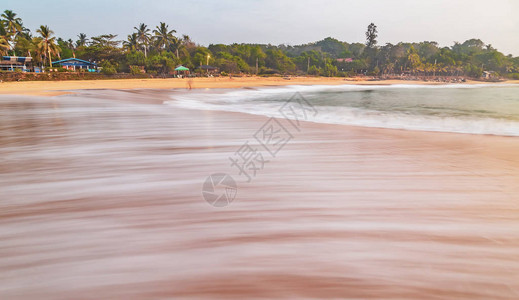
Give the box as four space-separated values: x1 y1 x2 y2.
165 84 519 136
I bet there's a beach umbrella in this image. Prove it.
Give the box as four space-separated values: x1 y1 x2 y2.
175 65 189 71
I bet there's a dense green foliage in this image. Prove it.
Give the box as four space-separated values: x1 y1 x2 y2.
1 10 518 78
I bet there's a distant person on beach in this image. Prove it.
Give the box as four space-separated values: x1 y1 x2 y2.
187 79 193 90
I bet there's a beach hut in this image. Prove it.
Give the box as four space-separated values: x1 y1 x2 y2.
174 65 190 77
482 71 496 79
0 56 32 72
51 58 97 72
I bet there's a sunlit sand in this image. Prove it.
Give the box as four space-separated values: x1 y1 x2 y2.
3 76 517 97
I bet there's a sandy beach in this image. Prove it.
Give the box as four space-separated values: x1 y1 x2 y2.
1 87 519 299
2 76 518 97
2 0 518 297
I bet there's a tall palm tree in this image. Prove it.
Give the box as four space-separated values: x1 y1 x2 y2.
134 23 150 57
153 22 176 51
36 25 60 67
1 10 22 55
76 33 88 47
123 33 139 51
169 38 182 59
29 37 43 65
1 10 22 36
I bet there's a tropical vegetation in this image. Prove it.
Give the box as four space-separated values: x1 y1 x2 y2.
1 11 519 79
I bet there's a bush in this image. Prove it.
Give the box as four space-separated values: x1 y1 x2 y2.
101 66 116 75
323 63 338 77
464 64 483 78
126 51 146 66
259 67 278 75
100 61 117 75
308 65 321 76
505 73 519 80
130 65 142 75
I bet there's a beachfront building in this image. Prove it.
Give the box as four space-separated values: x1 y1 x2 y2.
0 56 33 72
482 71 496 79
51 58 97 72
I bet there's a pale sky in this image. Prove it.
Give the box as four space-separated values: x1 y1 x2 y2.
3 0 519 55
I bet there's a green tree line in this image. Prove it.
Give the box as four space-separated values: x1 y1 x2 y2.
1 11 518 78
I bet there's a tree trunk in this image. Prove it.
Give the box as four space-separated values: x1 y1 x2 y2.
48 49 52 68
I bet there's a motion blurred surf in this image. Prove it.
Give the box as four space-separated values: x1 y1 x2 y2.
167 84 519 136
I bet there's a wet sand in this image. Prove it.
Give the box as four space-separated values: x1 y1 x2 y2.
1 90 519 299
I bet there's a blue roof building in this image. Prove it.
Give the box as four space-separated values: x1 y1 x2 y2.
51 58 97 71
0 56 33 71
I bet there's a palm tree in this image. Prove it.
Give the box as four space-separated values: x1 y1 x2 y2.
0 20 5 36
1 10 23 55
153 22 176 51
76 33 88 47
1 10 22 36
123 33 139 51
36 25 60 67
0 22 10 54
134 23 150 57
169 38 183 59
19 26 31 39
0 35 10 55
169 34 195 59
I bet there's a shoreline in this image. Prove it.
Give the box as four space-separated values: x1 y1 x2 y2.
1 76 518 96
1 90 519 298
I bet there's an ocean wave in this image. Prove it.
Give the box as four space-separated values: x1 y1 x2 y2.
165 84 519 136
